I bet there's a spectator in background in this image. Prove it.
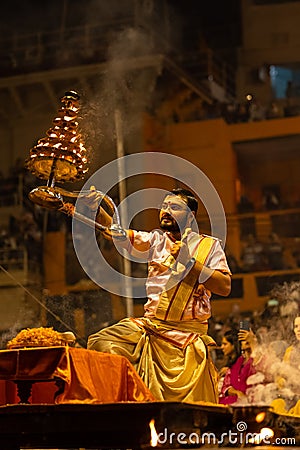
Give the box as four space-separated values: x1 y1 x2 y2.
280 299 300 340
266 101 284 120
237 195 254 214
240 328 288 405
248 98 266 122
266 233 284 270
219 329 256 405
262 188 280 210
257 298 291 341
240 234 268 272
293 247 300 268
271 315 300 414
281 315 300 370
222 102 238 124
15 210 42 263
236 103 249 123
285 80 294 108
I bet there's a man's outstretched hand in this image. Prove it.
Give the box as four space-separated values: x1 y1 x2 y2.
82 185 102 211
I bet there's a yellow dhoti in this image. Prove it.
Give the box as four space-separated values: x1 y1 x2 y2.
87 317 218 403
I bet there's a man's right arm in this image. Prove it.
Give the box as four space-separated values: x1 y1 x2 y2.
95 205 113 229
83 187 153 254
83 186 127 239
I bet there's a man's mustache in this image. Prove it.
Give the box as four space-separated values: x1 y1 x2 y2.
161 213 173 220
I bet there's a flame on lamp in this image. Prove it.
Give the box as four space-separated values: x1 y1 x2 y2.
149 419 158 447
25 90 88 183
255 411 266 423
248 427 274 444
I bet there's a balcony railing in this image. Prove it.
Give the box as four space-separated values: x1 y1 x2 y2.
211 267 300 316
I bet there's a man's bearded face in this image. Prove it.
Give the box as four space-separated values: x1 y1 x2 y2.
159 195 190 232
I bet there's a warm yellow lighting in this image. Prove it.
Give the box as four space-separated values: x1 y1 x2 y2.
260 428 274 439
149 419 158 447
248 427 274 444
255 412 266 423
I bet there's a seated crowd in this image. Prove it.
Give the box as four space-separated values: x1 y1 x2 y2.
209 283 300 414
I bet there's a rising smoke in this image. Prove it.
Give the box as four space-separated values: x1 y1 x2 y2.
80 26 162 170
74 0 180 171
237 281 300 408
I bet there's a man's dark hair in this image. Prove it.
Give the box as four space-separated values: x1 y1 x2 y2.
171 188 198 214
223 329 240 367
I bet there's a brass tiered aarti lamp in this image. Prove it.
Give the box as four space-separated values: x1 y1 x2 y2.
25 90 88 210
25 91 126 239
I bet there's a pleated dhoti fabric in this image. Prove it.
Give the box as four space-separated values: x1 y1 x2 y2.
87 317 218 404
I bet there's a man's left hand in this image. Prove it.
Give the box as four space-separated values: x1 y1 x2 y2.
170 241 191 265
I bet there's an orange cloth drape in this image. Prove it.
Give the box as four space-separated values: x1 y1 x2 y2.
0 347 154 404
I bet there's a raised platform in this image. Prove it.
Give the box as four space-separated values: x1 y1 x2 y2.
0 401 298 449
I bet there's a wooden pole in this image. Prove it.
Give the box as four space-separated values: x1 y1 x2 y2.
114 109 134 317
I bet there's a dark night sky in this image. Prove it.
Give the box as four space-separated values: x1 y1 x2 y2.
174 0 241 44
0 0 242 51
0 0 243 85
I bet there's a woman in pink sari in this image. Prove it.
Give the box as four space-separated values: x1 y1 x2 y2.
219 329 256 405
